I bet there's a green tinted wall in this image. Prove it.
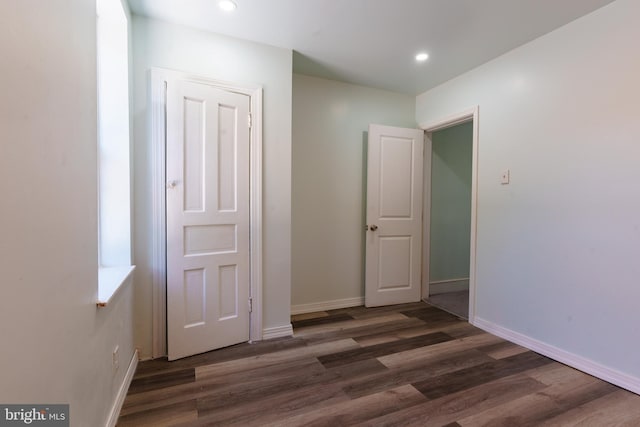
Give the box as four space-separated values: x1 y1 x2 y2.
429 122 472 282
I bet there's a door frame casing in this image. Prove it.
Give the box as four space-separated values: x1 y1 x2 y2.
149 68 263 358
419 106 479 323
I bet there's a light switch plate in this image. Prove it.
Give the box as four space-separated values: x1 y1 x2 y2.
501 169 510 185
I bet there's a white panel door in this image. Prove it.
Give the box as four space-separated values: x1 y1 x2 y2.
365 124 424 307
167 79 251 360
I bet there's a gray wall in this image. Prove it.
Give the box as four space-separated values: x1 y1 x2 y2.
0 1 135 424
417 0 640 389
429 122 473 289
292 74 415 311
132 17 293 357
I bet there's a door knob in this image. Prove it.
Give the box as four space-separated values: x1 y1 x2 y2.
369 224 378 231
167 180 178 189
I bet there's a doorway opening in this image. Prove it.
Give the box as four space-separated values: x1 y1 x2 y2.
148 68 264 359
421 107 478 322
425 121 473 318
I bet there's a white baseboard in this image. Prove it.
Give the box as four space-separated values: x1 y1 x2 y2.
473 317 640 395
291 297 364 315
262 324 294 340
429 278 469 295
106 349 139 427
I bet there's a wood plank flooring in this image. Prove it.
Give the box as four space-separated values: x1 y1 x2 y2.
118 302 640 426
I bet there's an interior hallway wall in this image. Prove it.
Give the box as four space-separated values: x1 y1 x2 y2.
292 74 415 311
429 122 473 294
416 0 640 389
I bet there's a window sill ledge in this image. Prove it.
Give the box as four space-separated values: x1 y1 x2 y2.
98 265 135 307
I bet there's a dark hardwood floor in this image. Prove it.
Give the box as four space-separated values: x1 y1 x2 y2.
117 302 640 426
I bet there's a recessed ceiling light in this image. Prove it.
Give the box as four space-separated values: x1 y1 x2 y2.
415 52 429 62
219 0 237 11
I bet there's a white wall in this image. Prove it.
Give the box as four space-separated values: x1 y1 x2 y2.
417 0 640 388
132 17 293 357
0 1 136 425
292 74 415 310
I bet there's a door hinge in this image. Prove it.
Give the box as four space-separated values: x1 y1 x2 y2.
248 297 253 313
248 113 252 129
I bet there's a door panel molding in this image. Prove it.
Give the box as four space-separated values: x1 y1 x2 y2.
166 80 250 360
150 68 263 358
365 125 424 307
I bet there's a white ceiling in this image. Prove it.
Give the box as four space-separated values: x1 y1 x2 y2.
127 0 615 95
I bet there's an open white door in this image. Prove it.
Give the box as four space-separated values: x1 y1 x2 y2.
166 79 251 360
365 124 424 307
